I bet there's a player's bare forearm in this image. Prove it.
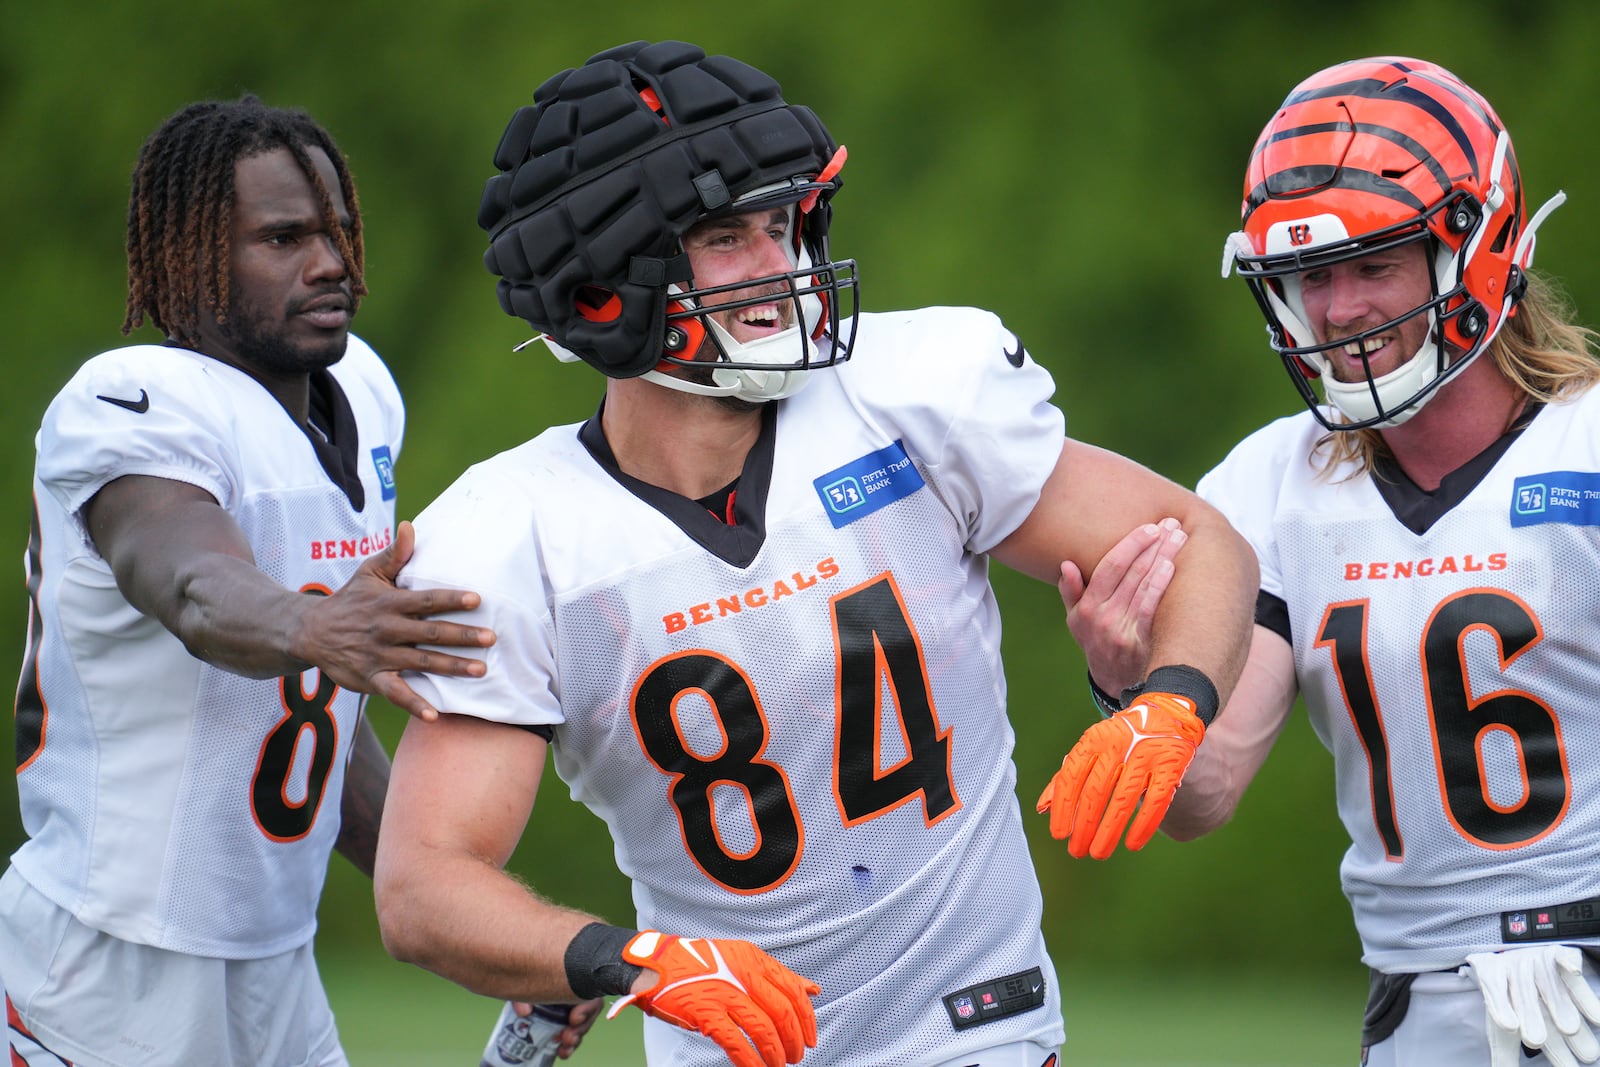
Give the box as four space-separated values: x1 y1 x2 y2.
1140 500 1258 705
1162 626 1298 840
88 477 300 673
375 834 589 995
378 844 603 1002
334 715 390 878
165 547 493 692
88 481 494 711
375 714 600 1002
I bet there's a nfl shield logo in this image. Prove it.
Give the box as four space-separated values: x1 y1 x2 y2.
1508 913 1528 936
954 996 975 1019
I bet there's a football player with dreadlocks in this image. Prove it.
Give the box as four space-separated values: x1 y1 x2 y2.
1066 57 1600 1066
0 96 513 1066
372 40 1257 1067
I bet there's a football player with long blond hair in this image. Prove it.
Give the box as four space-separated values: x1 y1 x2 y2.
1067 57 1600 1067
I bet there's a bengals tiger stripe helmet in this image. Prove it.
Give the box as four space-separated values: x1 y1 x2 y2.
479 41 857 402
1222 57 1565 429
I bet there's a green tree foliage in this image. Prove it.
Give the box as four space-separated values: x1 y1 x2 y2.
5 0 1597 986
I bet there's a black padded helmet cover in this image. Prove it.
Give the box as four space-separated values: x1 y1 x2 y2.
479 41 841 378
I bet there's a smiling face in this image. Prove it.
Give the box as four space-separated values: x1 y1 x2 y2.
1297 241 1437 384
196 145 355 378
679 206 800 351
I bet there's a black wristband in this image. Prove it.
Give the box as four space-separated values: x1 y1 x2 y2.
1121 664 1220 727
564 922 644 999
1087 672 1123 718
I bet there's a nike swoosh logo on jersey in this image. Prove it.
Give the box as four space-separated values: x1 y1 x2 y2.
1003 339 1025 367
97 389 150 414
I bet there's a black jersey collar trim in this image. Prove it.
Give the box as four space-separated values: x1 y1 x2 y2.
165 341 367 512
305 369 365 512
1369 404 1541 535
577 400 774 569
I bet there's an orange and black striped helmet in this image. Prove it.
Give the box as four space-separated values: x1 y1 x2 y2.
1222 57 1564 429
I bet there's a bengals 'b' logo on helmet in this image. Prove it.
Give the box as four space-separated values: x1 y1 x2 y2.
1287 223 1313 246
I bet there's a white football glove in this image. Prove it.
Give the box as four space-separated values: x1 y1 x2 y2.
1463 945 1600 1067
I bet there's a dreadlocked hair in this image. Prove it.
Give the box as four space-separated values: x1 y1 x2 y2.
123 94 366 346
1313 270 1600 479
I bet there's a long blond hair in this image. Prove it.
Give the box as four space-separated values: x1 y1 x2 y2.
1313 271 1600 477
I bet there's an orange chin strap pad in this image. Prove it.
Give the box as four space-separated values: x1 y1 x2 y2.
656 300 707 372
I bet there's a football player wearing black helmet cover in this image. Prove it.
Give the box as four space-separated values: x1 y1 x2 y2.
376 40 1257 1067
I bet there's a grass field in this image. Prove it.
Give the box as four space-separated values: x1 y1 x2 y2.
324 952 1367 1066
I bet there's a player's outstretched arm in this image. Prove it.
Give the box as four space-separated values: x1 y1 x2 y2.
292 519 496 720
86 476 494 720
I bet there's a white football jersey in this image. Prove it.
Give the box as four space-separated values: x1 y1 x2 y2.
10 336 403 958
404 308 1067 1065
1200 391 1600 973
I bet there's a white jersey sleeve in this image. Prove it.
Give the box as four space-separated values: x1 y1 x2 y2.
399 453 561 728
843 306 1064 553
37 345 245 524
35 336 402 532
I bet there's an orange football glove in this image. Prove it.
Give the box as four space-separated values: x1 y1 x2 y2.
1036 691 1205 860
605 931 820 1067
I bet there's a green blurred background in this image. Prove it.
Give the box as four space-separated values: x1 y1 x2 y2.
7 1 1599 1062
